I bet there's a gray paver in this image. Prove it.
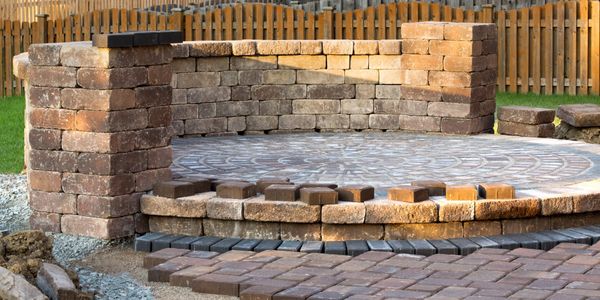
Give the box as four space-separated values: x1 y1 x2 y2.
366 240 392 252
407 240 436 256
388 240 415 254
324 241 346 255
153 235 184 252
254 239 283 252
468 236 500 249
171 236 202 249
210 238 242 252
428 239 459 254
300 241 324 253
191 236 222 251
448 238 480 255
278 240 303 252
346 240 369 256
135 232 166 252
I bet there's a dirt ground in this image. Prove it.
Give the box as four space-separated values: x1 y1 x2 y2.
72 246 237 300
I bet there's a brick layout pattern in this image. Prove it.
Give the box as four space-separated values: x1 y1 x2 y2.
498 106 556 138
170 22 497 136
21 41 174 238
145 240 600 299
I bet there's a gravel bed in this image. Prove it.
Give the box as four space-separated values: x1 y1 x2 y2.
0 174 154 299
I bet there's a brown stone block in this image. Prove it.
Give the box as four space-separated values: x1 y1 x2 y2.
501 217 552 234
572 192 600 213
321 224 383 241
170 265 217 287
446 185 478 201
556 104 600 127
540 194 573 216
203 219 280 239
61 88 136 111
135 127 171 150
189 41 233 57
153 181 196 198
135 213 149 233
207 196 245 220
388 186 429 203
191 273 249 296
77 67 147 89
498 121 555 138
28 170 62 192
385 223 463 240
28 129 61 150
135 168 172 192
231 56 277 70
321 202 365 224
135 85 172 108
143 248 190 269
475 198 541 220
77 193 141 218
244 197 321 223
411 180 446 197
364 199 438 224
75 109 148 132
29 191 76 214
77 151 147 175
498 106 556 125
441 117 486 135
29 211 61 233
141 193 212 218
62 173 135 196
29 43 61 65
463 220 501 237
428 102 480 118
29 66 77 87
264 184 299 201
29 87 61 108
29 108 76 130
300 187 338 205
436 200 474 222
336 185 375 202
175 177 211 194
217 182 257 199
149 215 203 236
399 115 442 132
148 106 172 128
28 150 77 172
132 45 173 66
61 215 134 239
280 223 321 240
479 183 515 199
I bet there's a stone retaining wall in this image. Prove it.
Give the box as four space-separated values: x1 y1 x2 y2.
171 22 497 136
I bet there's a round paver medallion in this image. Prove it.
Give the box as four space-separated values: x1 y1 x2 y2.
172 133 600 192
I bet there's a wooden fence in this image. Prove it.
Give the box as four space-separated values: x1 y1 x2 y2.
1 1 599 97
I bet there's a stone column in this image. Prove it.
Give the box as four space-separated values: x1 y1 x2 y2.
21 41 173 239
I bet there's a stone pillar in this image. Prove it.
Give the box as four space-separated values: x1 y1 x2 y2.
20 41 174 239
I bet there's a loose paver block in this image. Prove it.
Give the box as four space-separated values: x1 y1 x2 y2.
216 182 257 199
336 185 375 202
36 263 78 300
557 104 600 127
446 185 478 201
300 187 338 205
175 178 211 194
411 180 446 196
264 184 300 201
498 106 556 125
300 183 339 189
256 178 292 194
143 248 190 268
479 183 515 199
153 181 196 199
388 186 429 203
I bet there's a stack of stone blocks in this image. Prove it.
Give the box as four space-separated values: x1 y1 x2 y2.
497 106 556 137
20 36 174 239
170 21 497 136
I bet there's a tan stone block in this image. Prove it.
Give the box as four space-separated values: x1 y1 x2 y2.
300 40 323 55
353 40 379 54
177 72 220 88
297 69 344 84
399 115 441 132
428 102 479 118
441 85 493 103
188 87 231 103
30 211 61 233
135 168 172 192
369 55 402 70
436 200 474 222
262 70 296 84
29 87 61 108
540 194 573 216
446 184 478 201
444 56 488 72
385 223 463 240
141 193 214 218
307 84 355 99
322 202 365 224
364 199 437 223
463 221 501 237
29 43 61 65
444 23 495 41
355 84 375 98
280 223 321 240
256 40 300 55
28 128 61 150
327 55 350 69
344 69 378 84
429 71 472 87
227 116 246 132
259 100 292 115
350 55 369 69
62 215 134 239
172 89 187 104
172 58 196 73
501 217 552 234
196 57 229 71
189 41 232 57
292 99 339 114
74 109 148 132
401 55 443 70
216 101 258 117
60 43 133 68
77 67 147 89
149 216 203 236
231 40 257 56
61 131 135 153
77 193 141 218
244 197 320 223
29 66 77 87
278 55 326 69
206 197 244 220
429 40 483 56
251 85 306 99
13 52 30 79
374 85 403 99
231 56 277 70
185 118 228 134
202 219 280 239
378 40 402 55
232 86 251 101
374 99 427 115
479 183 515 199
378 70 405 84
475 198 541 220
28 150 77 172
28 170 62 192
279 114 316 129
573 192 600 213
341 99 373 114
402 39 429 54
403 70 429 86
321 224 383 241
322 40 353 55
369 114 400 129
29 190 76 213
61 89 135 112
350 114 369 129
401 22 445 40
316 114 349 129
147 146 173 169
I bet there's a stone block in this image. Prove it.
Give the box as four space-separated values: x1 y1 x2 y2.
172 58 196 73
322 202 365 224
227 116 245 132
185 118 228 134
189 41 232 57
316 114 349 129
388 186 429 203
556 104 600 127
443 56 488 72
300 187 338 205
77 151 147 175
220 71 238 86
297 69 344 84
29 43 61 66
264 184 299 201
280 223 321 240
429 40 482 57
475 198 541 220
231 40 257 56
540 194 573 216
188 86 231 103
344 69 379 84
62 43 134 68
238 70 262 85
572 192 600 213
279 115 316 129
231 56 277 70
256 40 300 55
364 199 438 223
378 70 405 84
479 183 515 199
28 170 62 192
436 199 475 222
147 147 173 170
29 108 76 130
244 197 320 223
350 115 369 129
177 72 220 89
444 23 495 41
401 22 445 40
441 117 488 135
463 220 501 236
62 173 134 196
374 85 402 100
147 64 173 86
375 100 428 116
300 40 323 54
30 211 61 233
341 99 373 114
28 150 77 172
402 39 429 54
350 55 369 69
141 193 213 218
427 102 479 118
29 191 76 214
203 219 280 239
153 181 196 198
232 86 251 101
385 223 464 240
216 182 257 199
172 104 198 120
411 180 446 196
134 168 172 192
399 115 441 132
28 128 61 150
369 55 402 70
336 185 375 202
149 216 203 236
176 178 211 194
429 71 473 88
247 116 278 131
322 40 354 55
62 215 134 239
251 85 306 100
74 109 148 132
497 121 555 138
278 55 326 69
262 70 296 85
299 183 338 189
402 70 429 86
29 87 61 108
369 114 400 130
132 45 173 66
401 55 443 70
327 55 350 69
216 101 258 117
378 40 402 55
498 106 556 125
446 185 478 201
355 84 375 98
292 99 342 115
353 40 379 54
321 224 383 241
195 57 229 72
76 67 147 89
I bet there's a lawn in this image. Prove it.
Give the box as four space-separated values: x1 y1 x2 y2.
0 92 599 174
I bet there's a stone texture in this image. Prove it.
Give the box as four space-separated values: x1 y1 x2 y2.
479 183 515 199
0 266 48 300
446 185 478 201
149 216 203 236
411 180 446 197
300 188 338 205
557 104 600 127
498 121 555 138
475 198 541 220
322 224 384 241
364 200 438 224
498 106 557 125
388 186 429 203
321 202 365 224
264 184 299 202
385 222 464 240
141 193 213 218
244 197 321 223
202 219 280 239
61 215 134 239
336 185 375 202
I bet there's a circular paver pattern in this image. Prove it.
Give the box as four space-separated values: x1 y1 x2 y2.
172 133 600 192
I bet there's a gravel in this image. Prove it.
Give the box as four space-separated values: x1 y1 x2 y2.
0 174 155 299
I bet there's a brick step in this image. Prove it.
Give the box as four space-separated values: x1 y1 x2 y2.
135 224 600 256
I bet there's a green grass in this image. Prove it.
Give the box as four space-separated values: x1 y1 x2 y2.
0 96 25 174
496 92 600 110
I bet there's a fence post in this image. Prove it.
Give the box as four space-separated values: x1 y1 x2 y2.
171 8 184 31
36 13 49 43
483 4 495 23
323 6 333 39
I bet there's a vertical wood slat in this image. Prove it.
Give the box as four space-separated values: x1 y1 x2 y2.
518 7 529 93
544 2 554 95
556 1 565 94
580 0 589 94
568 0 578 95
276 5 284 40
532 6 541 94
498 10 506 92
592 1 600 95
509 9 518 93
